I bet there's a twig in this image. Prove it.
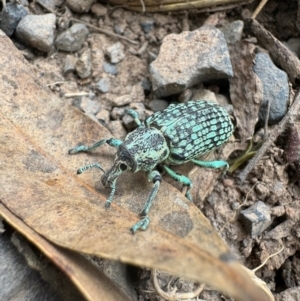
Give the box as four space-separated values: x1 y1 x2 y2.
238 89 300 183
252 0 269 18
151 269 205 301
252 242 284 273
64 92 89 97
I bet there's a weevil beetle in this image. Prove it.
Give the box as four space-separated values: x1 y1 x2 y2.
69 100 234 233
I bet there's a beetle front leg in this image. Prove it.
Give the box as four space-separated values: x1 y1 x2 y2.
162 165 193 201
68 138 122 154
125 109 143 128
131 170 162 234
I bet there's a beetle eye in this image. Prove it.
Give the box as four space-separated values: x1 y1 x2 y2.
120 163 127 171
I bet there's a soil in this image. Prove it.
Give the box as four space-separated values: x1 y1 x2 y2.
4 0 300 300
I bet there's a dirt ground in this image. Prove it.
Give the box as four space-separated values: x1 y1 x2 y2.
4 0 300 300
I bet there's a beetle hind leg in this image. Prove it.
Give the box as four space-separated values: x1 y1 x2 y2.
162 165 193 201
191 158 229 170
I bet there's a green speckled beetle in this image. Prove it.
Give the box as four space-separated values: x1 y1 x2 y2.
69 100 234 233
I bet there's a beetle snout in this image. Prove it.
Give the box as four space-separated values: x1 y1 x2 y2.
101 165 122 188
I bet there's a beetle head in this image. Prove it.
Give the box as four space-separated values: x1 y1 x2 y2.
101 145 134 188
101 127 170 189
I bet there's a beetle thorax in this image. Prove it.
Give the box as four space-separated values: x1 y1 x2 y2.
122 126 169 172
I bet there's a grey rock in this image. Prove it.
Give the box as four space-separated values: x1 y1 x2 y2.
76 48 92 79
253 52 289 125
16 14 56 52
221 20 244 44
106 42 125 64
240 201 272 238
63 54 77 74
36 0 57 10
0 2 28 37
147 99 169 112
95 78 110 93
150 25 233 97
55 23 89 52
103 62 118 75
140 17 154 33
66 0 96 13
0 233 64 301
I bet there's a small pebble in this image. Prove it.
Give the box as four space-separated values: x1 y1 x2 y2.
147 99 169 112
91 3 107 17
140 17 154 33
103 63 118 75
111 107 125 120
80 97 101 115
114 20 127 35
66 0 96 13
111 94 131 107
106 42 125 64
231 201 240 210
95 108 110 125
64 55 78 74
16 13 56 52
178 89 193 103
216 94 230 106
95 78 110 93
0 2 28 37
192 88 217 103
55 23 89 52
76 48 92 79
255 183 269 199
221 20 244 44
240 201 272 238
223 178 234 187
108 120 127 140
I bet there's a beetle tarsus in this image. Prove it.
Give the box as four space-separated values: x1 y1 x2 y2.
131 216 151 234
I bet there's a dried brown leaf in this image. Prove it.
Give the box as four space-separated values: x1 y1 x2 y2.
0 204 130 301
0 33 270 301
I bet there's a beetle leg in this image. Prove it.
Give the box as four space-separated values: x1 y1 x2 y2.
130 170 161 234
77 163 105 174
191 159 229 170
125 109 143 128
68 138 122 154
162 165 193 201
105 179 117 208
